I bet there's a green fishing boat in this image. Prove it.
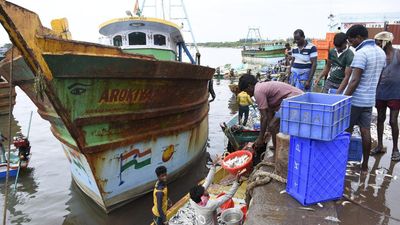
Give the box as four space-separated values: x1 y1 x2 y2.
0 1 213 213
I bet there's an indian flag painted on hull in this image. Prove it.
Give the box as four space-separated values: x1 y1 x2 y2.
119 148 152 185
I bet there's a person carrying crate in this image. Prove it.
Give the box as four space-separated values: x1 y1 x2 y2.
238 74 303 154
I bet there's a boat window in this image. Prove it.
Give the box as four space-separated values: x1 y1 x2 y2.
128 32 146 45
113 35 123 47
154 34 166 46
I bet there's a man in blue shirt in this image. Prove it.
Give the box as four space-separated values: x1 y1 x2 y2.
288 29 318 91
344 25 386 173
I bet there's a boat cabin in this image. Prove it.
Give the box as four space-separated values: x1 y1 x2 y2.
99 17 188 62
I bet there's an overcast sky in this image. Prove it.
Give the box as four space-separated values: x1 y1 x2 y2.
0 0 399 44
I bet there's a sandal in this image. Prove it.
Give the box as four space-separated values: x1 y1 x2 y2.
370 146 386 156
391 150 400 161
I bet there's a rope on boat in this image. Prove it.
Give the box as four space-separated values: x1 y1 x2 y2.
2 47 14 225
34 69 46 101
245 161 287 206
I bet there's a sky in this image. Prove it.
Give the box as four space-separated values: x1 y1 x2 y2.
0 0 399 44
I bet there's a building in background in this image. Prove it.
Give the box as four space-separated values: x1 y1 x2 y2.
337 12 400 46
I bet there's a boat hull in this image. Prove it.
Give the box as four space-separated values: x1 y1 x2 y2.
0 81 16 115
241 49 285 66
62 117 208 211
0 47 213 212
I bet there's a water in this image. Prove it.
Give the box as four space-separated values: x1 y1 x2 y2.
0 47 242 225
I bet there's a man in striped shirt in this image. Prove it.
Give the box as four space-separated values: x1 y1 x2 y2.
344 25 386 173
288 29 318 91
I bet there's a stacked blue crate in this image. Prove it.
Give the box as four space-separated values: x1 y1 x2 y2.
280 92 352 206
286 133 350 205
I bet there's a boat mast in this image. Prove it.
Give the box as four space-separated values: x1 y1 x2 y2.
245 27 262 48
141 0 200 64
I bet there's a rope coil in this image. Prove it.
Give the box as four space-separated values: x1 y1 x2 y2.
245 161 287 206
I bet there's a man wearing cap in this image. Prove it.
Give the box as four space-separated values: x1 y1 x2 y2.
371 31 400 161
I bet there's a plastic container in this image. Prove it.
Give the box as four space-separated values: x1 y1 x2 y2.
317 50 329 60
312 40 330 50
217 192 235 211
348 136 362 161
222 150 253 175
221 207 244 225
286 132 350 206
253 122 260 130
280 92 352 141
328 88 337 94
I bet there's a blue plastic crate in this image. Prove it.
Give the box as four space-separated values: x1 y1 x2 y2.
348 136 362 161
328 88 337 94
280 92 352 141
286 132 350 206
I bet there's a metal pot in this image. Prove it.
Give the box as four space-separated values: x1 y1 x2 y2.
221 207 243 225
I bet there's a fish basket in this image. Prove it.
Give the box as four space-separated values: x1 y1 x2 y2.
222 150 253 175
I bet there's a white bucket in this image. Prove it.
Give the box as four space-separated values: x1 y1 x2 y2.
221 207 243 225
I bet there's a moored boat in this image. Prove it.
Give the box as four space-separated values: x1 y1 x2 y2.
241 42 286 66
0 1 214 213
0 79 16 115
241 28 286 66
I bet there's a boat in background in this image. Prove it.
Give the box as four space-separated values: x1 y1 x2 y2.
0 0 213 212
0 78 15 115
0 44 16 115
241 28 286 66
0 133 31 179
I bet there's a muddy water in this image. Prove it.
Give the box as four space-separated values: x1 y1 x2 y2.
0 47 242 225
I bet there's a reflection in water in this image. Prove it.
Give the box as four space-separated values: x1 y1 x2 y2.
0 114 38 224
62 152 210 225
341 151 400 225
2 167 38 224
228 94 238 116
0 114 21 149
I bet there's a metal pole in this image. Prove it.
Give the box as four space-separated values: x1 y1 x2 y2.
3 46 14 225
26 111 33 139
13 111 33 190
141 0 147 14
161 0 165 20
180 0 199 54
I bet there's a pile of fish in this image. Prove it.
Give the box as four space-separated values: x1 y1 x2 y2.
223 155 250 168
169 201 227 225
169 202 197 225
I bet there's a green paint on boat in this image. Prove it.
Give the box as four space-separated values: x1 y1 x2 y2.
123 48 176 61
